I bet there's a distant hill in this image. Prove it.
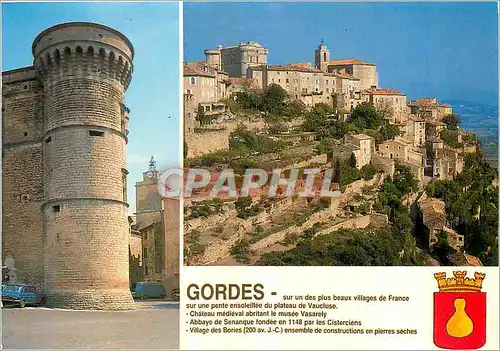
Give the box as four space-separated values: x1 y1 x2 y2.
443 100 498 160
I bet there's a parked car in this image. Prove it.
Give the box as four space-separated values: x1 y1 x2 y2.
133 282 166 299
1 284 46 308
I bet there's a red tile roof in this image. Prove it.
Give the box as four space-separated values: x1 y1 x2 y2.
329 58 376 66
325 71 359 80
251 64 322 73
363 88 405 96
184 61 218 77
408 114 425 122
228 77 259 89
408 98 451 108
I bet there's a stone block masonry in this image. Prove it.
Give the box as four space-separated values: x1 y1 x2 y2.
2 22 135 310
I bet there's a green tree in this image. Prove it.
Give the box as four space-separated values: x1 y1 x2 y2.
349 153 357 168
315 138 338 157
268 121 288 135
263 84 287 113
334 158 341 184
441 129 462 148
442 114 460 130
393 164 418 195
348 102 382 130
361 164 377 180
379 123 401 142
431 231 457 263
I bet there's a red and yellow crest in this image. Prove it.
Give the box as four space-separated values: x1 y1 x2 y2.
433 271 486 350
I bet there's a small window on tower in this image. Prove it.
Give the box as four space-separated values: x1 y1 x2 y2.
53 205 60 213
89 130 104 137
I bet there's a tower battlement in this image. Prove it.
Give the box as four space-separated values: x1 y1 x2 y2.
32 22 133 89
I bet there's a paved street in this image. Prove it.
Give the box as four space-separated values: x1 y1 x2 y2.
2 300 179 349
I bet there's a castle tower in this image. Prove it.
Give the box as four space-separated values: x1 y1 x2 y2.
315 40 330 72
204 45 222 70
32 23 135 309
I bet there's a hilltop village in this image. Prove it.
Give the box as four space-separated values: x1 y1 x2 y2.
183 41 498 268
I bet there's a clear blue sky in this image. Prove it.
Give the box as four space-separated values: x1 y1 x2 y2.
184 2 498 106
2 2 180 214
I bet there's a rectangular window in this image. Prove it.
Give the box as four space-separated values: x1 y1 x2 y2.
190 77 196 85
89 130 104 137
143 247 148 259
53 205 60 213
145 265 149 276
122 169 128 202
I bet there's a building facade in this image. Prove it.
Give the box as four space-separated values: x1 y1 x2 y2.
204 41 269 78
344 133 375 169
408 98 452 120
134 159 180 297
2 22 135 309
362 88 408 124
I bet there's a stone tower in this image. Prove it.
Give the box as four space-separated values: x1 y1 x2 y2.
315 41 330 72
204 45 222 70
32 22 135 309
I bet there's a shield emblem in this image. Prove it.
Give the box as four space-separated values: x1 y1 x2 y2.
433 291 486 349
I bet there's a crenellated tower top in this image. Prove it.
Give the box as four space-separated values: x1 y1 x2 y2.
32 22 134 90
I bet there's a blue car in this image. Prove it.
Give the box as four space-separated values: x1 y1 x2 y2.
1 284 46 308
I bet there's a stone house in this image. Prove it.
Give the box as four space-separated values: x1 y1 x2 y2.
327 58 378 91
425 120 446 141
343 133 375 169
129 216 143 290
139 222 163 282
135 161 180 297
433 147 464 180
226 77 260 95
361 88 408 124
418 197 464 250
408 98 452 120
328 70 362 115
378 138 412 161
403 114 426 147
183 62 230 129
247 63 334 106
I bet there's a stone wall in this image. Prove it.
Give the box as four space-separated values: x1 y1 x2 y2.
289 154 328 169
372 154 395 178
163 198 180 279
184 204 237 233
188 219 252 265
341 173 384 197
129 232 143 288
186 128 230 158
2 68 45 290
249 208 336 252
